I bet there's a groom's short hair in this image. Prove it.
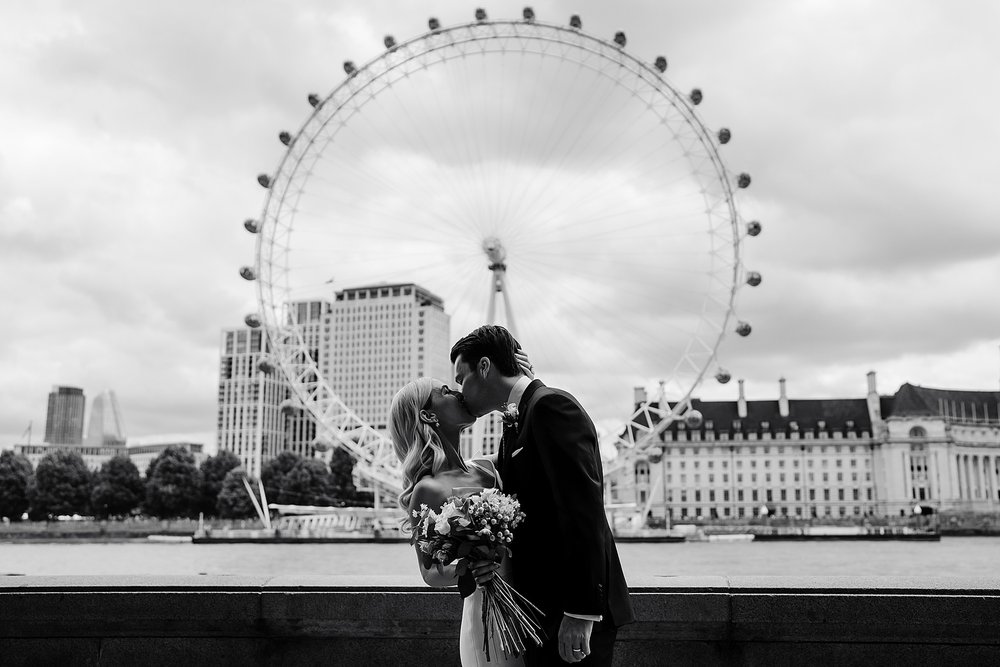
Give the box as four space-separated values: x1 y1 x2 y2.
450 325 521 377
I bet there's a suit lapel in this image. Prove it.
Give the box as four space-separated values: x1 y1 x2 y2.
501 380 544 478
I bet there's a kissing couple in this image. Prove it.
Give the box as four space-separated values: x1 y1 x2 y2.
389 325 633 666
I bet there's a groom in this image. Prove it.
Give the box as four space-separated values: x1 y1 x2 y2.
451 325 633 666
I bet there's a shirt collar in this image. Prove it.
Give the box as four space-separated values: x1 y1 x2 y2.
505 375 532 410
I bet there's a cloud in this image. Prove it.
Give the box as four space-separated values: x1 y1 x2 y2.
1 1 998 451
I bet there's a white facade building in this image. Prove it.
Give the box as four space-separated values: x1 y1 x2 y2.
216 326 286 479
607 373 1000 524
327 283 451 432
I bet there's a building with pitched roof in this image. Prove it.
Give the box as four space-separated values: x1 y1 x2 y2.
608 372 1000 524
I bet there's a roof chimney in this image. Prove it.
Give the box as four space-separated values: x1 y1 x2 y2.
866 370 883 430
779 377 789 418
737 379 747 418
634 386 647 406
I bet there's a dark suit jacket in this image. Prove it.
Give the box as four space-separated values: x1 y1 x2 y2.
501 380 634 629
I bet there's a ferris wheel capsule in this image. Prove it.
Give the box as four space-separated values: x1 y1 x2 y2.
647 446 664 464
244 313 262 328
475 8 487 22
747 220 762 236
279 398 302 416
654 56 667 73
243 218 260 233
684 410 704 429
239 266 256 281
613 31 627 48
344 61 358 76
735 321 752 337
428 17 440 32
737 173 751 188
689 88 703 105
715 369 732 384
384 35 396 50
523 7 535 22
257 174 272 188
307 93 321 108
312 436 333 452
746 271 762 287
257 359 275 374
569 15 582 29
718 128 731 144
279 131 292 146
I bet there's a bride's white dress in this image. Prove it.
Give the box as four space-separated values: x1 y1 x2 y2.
457 459 525 667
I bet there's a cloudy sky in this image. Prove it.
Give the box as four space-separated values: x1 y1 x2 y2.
2 0 998 451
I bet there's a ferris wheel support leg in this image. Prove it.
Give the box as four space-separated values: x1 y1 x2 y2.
486 276 498 326
498 273 518 339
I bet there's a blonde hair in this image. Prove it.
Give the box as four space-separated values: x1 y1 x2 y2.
388 378 459 518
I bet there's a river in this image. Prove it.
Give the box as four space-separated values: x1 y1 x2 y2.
1 537 998 579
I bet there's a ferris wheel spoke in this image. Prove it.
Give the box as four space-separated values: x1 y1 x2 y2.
254 18 752 491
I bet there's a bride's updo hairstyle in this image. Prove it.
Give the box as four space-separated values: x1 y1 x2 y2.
389 378 455 517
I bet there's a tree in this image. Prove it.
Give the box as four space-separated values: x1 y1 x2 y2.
199 450 241 516
329 447 365 507
284 458 334 506
29 449 93 519
0 451 33 521
261 451 303 504
90 455 144 519
215 468 261 519
144 446 203 518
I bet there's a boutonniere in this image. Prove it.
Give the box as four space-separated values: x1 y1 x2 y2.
500 402 519 430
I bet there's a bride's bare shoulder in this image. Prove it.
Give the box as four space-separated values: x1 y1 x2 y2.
408 475 449 513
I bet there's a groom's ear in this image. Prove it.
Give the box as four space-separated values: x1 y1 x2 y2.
477 356 492 379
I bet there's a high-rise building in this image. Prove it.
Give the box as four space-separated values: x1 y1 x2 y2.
327 283 451 432
216 327 286 479
217 284 453 480
44 386 85 445
85 390 126 447
284 300 330 459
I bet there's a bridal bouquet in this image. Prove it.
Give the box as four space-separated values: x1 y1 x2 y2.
411 488 545 661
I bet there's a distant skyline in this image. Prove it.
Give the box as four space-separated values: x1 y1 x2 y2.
1 1 999 451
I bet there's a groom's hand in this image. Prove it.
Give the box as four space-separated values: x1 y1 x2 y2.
558 615 593 663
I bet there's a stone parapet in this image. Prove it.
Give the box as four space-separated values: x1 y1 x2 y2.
1 575 998 665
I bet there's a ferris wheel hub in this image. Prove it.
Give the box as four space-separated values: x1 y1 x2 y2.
482 237 508 267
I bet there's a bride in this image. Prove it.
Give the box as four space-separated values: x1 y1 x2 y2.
388 355 533 667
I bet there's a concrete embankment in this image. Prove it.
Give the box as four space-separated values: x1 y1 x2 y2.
1 575 998 665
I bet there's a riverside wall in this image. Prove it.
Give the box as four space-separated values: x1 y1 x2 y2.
1 575 998 666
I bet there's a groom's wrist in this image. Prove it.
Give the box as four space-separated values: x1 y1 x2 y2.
564 612 602 622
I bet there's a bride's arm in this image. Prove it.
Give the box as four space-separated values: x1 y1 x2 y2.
408 478 460 588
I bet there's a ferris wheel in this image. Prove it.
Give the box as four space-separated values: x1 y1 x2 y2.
240 9 762 492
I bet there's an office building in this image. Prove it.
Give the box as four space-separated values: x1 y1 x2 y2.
44 386 85 445
216 326 287 479
327 283 451 432
85 390 127 447
217 284 452 478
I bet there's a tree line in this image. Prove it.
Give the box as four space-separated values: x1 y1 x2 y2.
0 446 372 522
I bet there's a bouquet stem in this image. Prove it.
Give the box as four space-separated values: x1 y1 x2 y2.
480 574 545 662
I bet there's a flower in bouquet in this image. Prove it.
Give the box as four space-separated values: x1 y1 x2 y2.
411 488 544 661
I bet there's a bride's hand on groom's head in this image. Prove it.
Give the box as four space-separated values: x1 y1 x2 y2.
470 559 499 586
515 349 535 379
